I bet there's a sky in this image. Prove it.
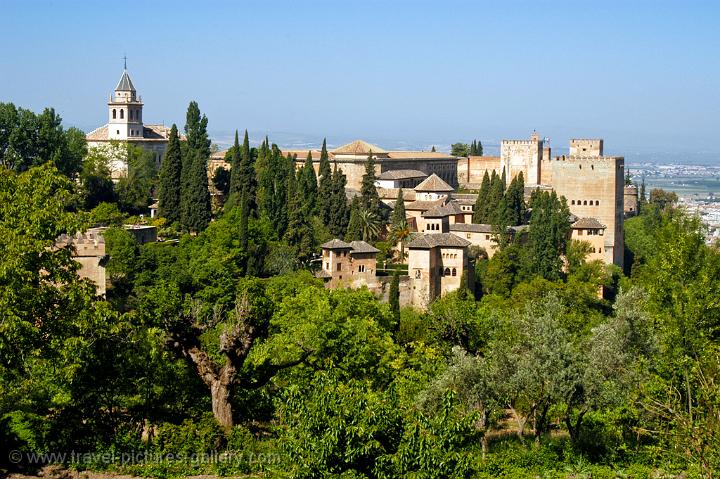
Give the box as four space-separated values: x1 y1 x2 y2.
1 0 719 162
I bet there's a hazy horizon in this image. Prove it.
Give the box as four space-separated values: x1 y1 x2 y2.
2 0 718 164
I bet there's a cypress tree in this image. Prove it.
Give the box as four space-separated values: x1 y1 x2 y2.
318 138 333 225
238 130 256 216
477 140 483 156
526 190 571 280
329 163 349 237
505 171 526 226
487 171 505 224
228 130 242 206
389 271 400 324
431 145 436 152
391 188 406 228
300 150 318 214
501 166 507 190
181 149 211 233
158 124 182 224
345 197 363 242
360 152 381 217
184 101 210 158
284 169 313 263
473 171 491 224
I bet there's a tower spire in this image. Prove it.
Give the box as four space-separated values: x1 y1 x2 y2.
123 54 127 70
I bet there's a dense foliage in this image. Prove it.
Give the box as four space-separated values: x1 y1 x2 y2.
2 107 720 478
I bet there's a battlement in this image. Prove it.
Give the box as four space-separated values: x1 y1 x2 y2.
502 139 540 145
570 139 603 156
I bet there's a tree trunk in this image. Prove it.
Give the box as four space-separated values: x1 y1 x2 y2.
211 378 233 430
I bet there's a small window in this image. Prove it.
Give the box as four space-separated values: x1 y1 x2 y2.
485 234 490 240
571 200 575 205
466 233 471 239
452 268 457 277
337 263 342 272
599 248 602 253
358 265 365 273
120 109 124 119
325 262 329 270
116 130 120 135
112 109 116 119
596 200 600 205
578 229 583 236
444 267 451 276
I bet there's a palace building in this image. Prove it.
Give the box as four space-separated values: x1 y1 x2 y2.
86 66 173 180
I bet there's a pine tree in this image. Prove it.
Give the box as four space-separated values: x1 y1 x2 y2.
158 124 182 224
300 150 318 214
318 138 333 225
345 197 363 241
389 271 400 324
228 130 242 206
284 169 313 264
501 166 507 190
181 149 211 232
473 171 491 224
487 171 505 225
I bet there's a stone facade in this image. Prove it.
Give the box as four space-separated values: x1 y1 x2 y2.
457 156 501 187
570 218 607 263
449 223 500 257
319 240 380 289
624 184 639 217
500 131 543 185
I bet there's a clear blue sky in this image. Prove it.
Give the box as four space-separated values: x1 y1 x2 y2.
1 0 718 161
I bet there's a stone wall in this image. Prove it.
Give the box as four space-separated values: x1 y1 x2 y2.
500 137 542 185
457 156 501 187
550 155 625 266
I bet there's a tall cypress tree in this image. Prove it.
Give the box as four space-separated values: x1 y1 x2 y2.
389 271 400 325
487 171 505 224
477 140 483 156
318 139 333 225
473 171 491 223
238 130 256 216
300 150 318 214
505 171 526 226
181 102 211 232
284 167 313 263
360 152 381 216
526 191 570 281
181 149 211 232
158 124 182 224
391 188 406 227
329 163 349 237
345 197 363 242
228 130 242 206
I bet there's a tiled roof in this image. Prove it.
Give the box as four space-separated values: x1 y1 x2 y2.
404 198 446 211
414 173 454 192
377 169 427 180
349 241 380 254
407 233 471 249
572 217 606 229
386 151 455 159
85 125 109 141
450 223 494 233
332 140 387 155
321 239 352 249
85 124 173 142
422 201 465 218
115 70 136 91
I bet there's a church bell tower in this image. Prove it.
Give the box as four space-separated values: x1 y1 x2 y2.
107 61 144 141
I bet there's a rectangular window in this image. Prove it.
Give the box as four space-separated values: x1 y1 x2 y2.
578 230 583 236
467 234 471 239
358 265 365 273
337 263 342 272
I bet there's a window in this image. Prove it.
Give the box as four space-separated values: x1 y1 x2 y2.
325 262 329 270
578 229 583 236
116 130 119 135
485 234 490 240
599 248 602 253
358 265 365 273
571 200 575 205
466 233 471 239
583 200 587 205
596 200 600 205
337 263 342 272
452 268 457 276
444 267 451 276
112 109 116 119
120 109 124 119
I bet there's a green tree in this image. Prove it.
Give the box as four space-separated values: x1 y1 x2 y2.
184 101 210 159
284 171 314 264
116 144 157 215
360 152 382 217
227 130 243 205
504 171 526 226
158 124 183 223
525 190 570 281
389 271 400 326
317 138 333 225
212 166 230 196
451 143 470 157
345 197 363 241
180 149 211 233
473 171 491 223
80 147 116 209
329 163 349 237
299 151 318 214
238 130 256 216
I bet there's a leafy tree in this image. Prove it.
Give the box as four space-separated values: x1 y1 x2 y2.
451 143 470 157
80 147 117 209
0 102 86 178
648 188 678 211
158 124 183 223
212 166 230 196
358 208 381 242
89 202 125 227
116 144 157 215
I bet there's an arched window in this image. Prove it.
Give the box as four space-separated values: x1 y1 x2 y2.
583 200 587 205
596 200 600 205
120 109 124 119
112 109 116 119
571 200 575 205
444 267 451 276
452 268 457 276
